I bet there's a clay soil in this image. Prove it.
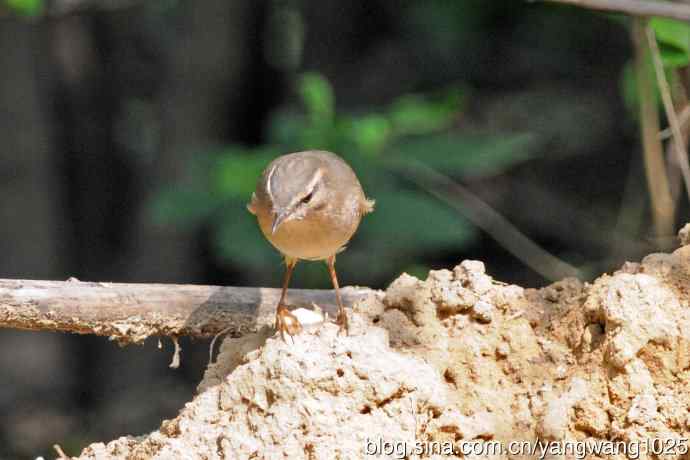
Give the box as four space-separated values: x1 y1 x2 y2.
76 229 690 459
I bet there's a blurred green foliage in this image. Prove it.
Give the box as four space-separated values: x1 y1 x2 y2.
154 73 538 286
3 0 42 16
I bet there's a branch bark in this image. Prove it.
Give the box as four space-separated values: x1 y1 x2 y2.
0 279 374 344
538 0 690 21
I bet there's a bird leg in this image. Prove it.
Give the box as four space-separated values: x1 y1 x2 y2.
327 255 349 335
275 256 302 342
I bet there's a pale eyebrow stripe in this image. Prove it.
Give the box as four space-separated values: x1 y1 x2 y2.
304 168 324 194
288 167 324 208
266 163 278 202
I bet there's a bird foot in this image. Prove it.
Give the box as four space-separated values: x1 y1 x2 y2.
275 303 303 342
336 309 349 336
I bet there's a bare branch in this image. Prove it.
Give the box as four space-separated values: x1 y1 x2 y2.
0 279 374 344
659 105 690 141
632 18 675 241
392 160 582 281
536 0 690 21
646 25 690 204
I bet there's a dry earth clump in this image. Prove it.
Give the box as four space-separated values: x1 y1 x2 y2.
77 227 690 459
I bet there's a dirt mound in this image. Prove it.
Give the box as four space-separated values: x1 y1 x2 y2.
77 233 690 459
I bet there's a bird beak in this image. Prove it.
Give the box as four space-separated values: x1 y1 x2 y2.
271 210 288 234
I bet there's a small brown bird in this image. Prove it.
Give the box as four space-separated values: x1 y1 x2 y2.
247 150 374 340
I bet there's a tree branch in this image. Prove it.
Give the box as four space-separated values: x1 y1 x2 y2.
632 18 675 241
646 25 690 205
537 0 690 21
0 279 374 344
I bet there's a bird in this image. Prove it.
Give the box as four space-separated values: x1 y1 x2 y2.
247 150 374 340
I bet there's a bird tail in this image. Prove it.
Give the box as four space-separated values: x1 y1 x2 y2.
361 198 375 215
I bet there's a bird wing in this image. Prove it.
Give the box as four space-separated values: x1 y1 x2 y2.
360 197 375 215
246 192 258 215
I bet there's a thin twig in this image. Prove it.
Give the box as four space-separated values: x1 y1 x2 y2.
632 18 675 241
535 0 690 21
662 78 689 204
392 160 582 282
646 25 690 204
659 105 690 140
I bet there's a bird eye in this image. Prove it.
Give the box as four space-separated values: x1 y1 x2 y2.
300 191 314 204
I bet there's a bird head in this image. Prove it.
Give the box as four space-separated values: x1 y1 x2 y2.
264 155 328 234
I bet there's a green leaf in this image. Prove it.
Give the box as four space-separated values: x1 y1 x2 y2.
651 18 690 68
389 132 538 179
388 89 464 136
299 72 335 124
348 114 391 157
5 0 42 16
657 44 689 68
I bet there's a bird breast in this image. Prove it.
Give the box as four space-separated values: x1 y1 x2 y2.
258 192 363 261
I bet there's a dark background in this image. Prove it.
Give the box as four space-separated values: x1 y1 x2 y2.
0 0 682 457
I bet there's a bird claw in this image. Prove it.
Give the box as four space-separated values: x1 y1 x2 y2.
336 309 349 336
275 303 303 343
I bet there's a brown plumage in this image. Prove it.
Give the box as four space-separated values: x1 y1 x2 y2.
247 150 374 340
